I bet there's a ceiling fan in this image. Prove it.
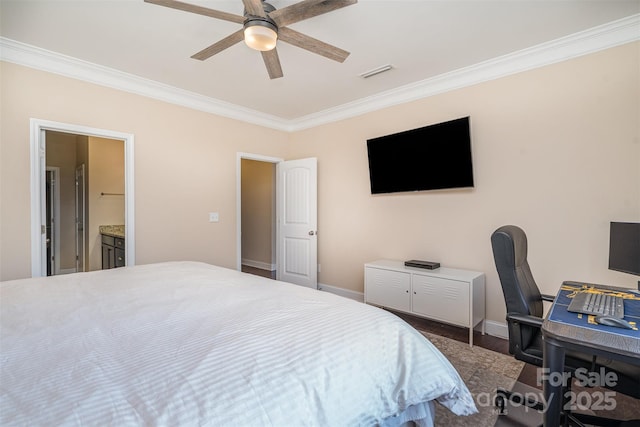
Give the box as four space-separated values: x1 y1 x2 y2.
145 0 357 79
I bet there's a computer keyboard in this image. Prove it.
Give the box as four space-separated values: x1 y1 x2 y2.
567 291 625 319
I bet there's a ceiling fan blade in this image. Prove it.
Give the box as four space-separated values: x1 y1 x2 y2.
270 0 357 28
242 0 266 17
144 0 245 24
191 30 245 61
261 49 284 79
278 27 349 63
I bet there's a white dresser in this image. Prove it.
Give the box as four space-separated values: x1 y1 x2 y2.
364 259 485 346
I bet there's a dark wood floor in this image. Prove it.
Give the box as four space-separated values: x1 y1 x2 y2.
241 265 276 279
393 310 509 354
242 265 539 389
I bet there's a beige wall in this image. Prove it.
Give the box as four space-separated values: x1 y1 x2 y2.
1 42 638 326
0 61 290 281
241 159 276 269
288 42 640 323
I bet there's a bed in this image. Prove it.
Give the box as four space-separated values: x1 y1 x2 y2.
0 261 476 426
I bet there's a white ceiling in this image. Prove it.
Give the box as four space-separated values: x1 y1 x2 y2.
1 0 639 129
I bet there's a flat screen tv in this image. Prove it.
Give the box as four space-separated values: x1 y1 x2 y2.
366 117 473 194
608 221 640 276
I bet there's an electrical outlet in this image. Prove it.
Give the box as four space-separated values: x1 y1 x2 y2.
209 212 219 222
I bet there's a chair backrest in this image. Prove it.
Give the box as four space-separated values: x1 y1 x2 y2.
491 225 544 357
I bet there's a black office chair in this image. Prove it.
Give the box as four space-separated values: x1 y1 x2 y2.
491 225 640 426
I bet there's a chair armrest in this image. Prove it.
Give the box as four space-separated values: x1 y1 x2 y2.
506 312 543 328
541 294 555 302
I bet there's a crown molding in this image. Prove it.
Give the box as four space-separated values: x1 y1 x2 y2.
1 13 638 133
0 37 291 131
288 13 640 131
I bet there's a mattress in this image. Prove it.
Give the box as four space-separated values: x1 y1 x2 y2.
0 261 476 426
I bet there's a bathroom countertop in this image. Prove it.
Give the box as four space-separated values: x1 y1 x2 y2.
99 225 125 239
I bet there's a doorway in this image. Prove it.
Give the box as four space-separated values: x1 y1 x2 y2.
30 119 135 277
239 155 278 279
44 131 126 274
236 153 318 289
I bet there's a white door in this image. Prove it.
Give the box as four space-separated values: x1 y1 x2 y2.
277 158 318 289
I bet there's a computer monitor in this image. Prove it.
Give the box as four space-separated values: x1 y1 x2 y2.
608 222 640 288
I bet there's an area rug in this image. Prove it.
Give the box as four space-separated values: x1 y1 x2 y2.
421 332 525 427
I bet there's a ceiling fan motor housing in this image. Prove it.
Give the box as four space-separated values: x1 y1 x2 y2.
244 1 277 28
243 18 278 34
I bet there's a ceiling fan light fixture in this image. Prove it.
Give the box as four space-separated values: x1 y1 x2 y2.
244 20 278 51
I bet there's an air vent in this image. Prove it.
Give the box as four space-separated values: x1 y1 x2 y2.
359 64 393 79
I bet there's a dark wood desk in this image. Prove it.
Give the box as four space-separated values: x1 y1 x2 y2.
541 282 640 426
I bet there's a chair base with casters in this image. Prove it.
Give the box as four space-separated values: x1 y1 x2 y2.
495 387 545 415
494 383 639 427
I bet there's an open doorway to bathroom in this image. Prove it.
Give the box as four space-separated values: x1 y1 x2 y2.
44 130 125 275
31 119 135 278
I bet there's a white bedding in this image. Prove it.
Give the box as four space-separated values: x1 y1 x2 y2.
0 261 476 426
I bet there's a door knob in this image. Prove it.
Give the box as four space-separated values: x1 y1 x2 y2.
309 231 316 236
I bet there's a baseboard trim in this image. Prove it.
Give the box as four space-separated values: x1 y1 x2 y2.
484 320 509 340
318 282 364 302
241 259 275 272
